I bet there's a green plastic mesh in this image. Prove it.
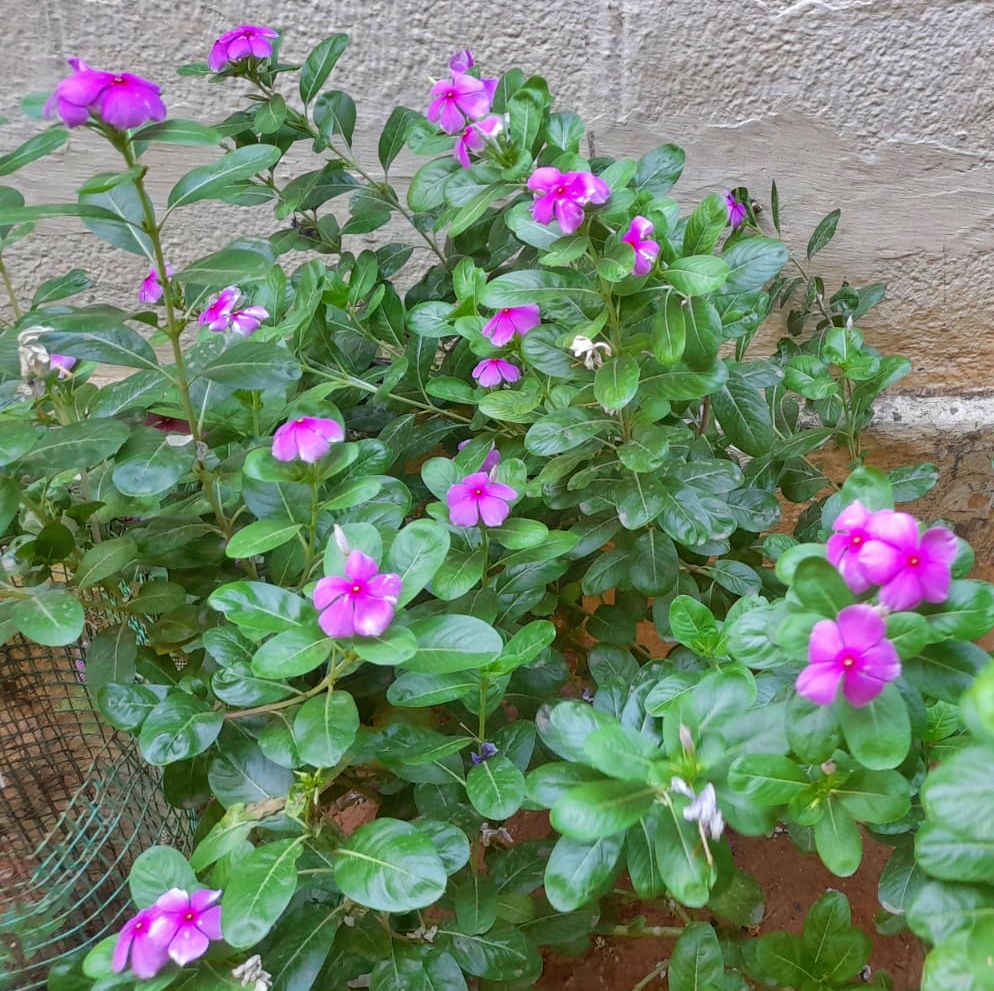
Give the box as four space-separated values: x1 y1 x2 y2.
0 636 196 990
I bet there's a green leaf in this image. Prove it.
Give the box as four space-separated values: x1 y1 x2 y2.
728 755 808 806
437 924 539 982
802 891 870 983
22 419 130 472
221 838 302 948
134 119 223 147
210 581 313 633
178 246 273 285
682 194 730 257
112 428 195 497
834 767 910 824
0 423 39 466
41 325 159 371
168 145 282 208
300 34 349 104
633 144 685 196
480 267 603 320
75 536 137 589
189 804 257 872
630 529 679 597
466 756 526 820
0 126 68 176
226 519 303 559
313 89 357 147
263 903 340 991
13 590 84 646
668 922 723 991
403 614 503 673
97 682 159 731
879 843 926 916
80 179 153 256
551 780 655 841
655 798 716 907
720 237 789 292
651 291 687 365
917 824 994 882
837 465 894 512
85 624 138 692
922 746 994 842
907 880 994 945
594 354 639 411
379 106 422 172
536 700 610 762
333 818 447 912
791 556 854 616
128 846 198 908
807 209 841 260
712 377 774 456
448 182 517 238
139 694 224 765
454 873 498 936
814 798 863 876
294 690 359 767
200 341 301 390
388 519 451 607
525 408 612 456
838 683 911 770
907 640 990 703
661 256 730 296
252 628 331 678
544 833 624 912
925 580 994 641
32 268 92 306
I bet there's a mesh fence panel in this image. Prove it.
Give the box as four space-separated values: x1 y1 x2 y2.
0 636 196 990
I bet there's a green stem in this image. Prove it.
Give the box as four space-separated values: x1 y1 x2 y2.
608 924 684 939
223 671 335 721
0 255 21 321
304 476 321 580
479 527 490 589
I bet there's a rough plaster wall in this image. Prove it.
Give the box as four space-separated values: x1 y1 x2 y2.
2 0 993 553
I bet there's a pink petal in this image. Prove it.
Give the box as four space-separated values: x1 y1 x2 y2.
859 640 902 683
508 304 541 332
311 418 344 443
189 889 222 914
319 596 356 637
836 604 885 651
825 532 849 568
248 36 274 58
859 539 905 584
97 79 167 130
438 100 465 135
129 937 170 979
353 597 395 637
271 423 299 461
835 500 870 531
530 193 557 226
629 216 653 239
554 198 585 235
446 481 473 507
167 924 210 967
808 618 844 664
367 573 402 600
866 509 919 549
473 360 501 387
345 550 378 583
426 95 446 123
921 527 958 566
293 425 331 463
208 42 230 71
478 495 511 527
154 889 191 913
313 576 350 611
57 69 114 108
796 662 842 706
498 361 521 383
112 930 134 973
836 555 873 594
527 167 562 194
226 36 256 62
842 667 890 708
454 134 472 168
483 481 517 501
195 904 223 941
918 562 952 604
448 496 480 527
879 569 925 611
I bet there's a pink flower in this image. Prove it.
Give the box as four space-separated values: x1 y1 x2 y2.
797 604 901 708
147 889 223 968
457 439 501 472
472 358 520 387
426 74 493 135
447 471 517 527
198 286 269 335
314 550 402 638
49 354 76 379
449 49 475 73
112 907 170 979
621 216 660 276
827 500 877 594
271 417 345 463
209 25 279 72
859 511 958 611
725 191 747 228
454 115 503 168
44 58 166 131
481 304 540 347
138 265 173 304
527 167 610 235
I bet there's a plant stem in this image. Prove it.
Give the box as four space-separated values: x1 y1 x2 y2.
223 671 335 721
608 924 684 939
628 962 668 991
304 476 321 579
0 255 21 321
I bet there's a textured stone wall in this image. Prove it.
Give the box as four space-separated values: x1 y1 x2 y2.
2 0 993 554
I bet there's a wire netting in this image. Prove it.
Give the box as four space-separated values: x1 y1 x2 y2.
0 636 196 990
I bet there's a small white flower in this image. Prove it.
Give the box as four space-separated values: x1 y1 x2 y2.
334 524 351 555
165 433 195 448
569 335 612 370
669 778 725 841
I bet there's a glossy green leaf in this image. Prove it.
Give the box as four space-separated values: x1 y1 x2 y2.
466 756 526 820
168 145 282 208
221 838 303 948
838 683 911 770
543 832 624 912
139 694 223 765
299 34 349 104
12 590 84 646
294 690 359 767
226 519 303 559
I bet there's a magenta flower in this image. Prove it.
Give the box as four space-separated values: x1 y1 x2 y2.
49 354 76 379
725 191 747 228
457 439 501 472
447 471 517 527
827 500 877 593
859 511 958 611
198 286 269 335
472 358 520 387
621 216 660 276
271 417 345 463
449 49 475 73
527 167 610 235
209 25 279 72
314 550 402 638
797 604 901 708
138 264 173 304
481 304 540 347
44 58 166 131
147 889 223 968
454 115 503 168
426 75 493 135
112 907 170 980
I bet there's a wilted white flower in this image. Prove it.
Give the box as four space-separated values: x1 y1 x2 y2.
480 821 514 847
232 955 273 991
569 335 612 370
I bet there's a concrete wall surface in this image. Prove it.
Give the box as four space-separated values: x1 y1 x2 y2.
2 0 993 552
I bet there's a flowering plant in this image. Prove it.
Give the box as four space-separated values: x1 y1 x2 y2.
0 25 988 991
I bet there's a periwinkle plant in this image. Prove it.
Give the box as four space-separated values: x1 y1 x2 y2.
0 23 990 991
